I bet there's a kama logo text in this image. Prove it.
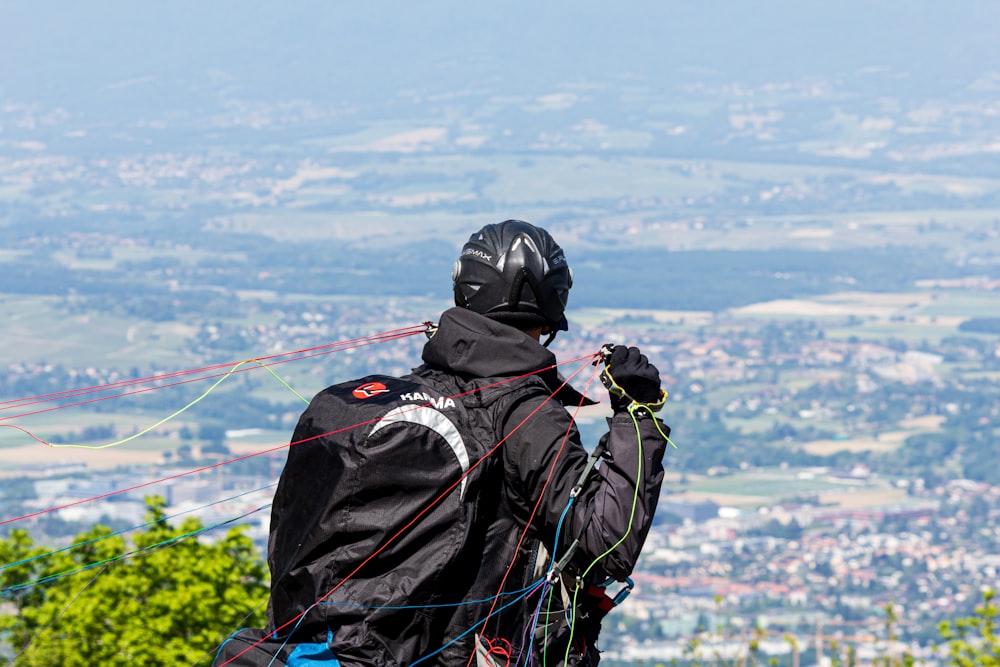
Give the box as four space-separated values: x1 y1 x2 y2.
399 392 456 409
353 382 390 400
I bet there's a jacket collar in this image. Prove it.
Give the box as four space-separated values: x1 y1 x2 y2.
422 307 595 407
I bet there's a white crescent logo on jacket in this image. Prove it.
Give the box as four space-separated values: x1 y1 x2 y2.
369 405 471 500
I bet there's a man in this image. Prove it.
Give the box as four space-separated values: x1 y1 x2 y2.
214 220 670 667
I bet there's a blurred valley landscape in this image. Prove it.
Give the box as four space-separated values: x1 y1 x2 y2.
1 2 999 663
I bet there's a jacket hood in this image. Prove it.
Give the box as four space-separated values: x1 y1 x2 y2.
422 307 595 407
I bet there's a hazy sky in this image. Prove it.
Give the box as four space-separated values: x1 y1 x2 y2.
2 1 998 114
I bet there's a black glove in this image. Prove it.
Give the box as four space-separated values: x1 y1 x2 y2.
605 345 662 411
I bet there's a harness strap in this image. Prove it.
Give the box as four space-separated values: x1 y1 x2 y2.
549 434 609 578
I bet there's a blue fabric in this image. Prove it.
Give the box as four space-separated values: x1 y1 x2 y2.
286 630 340 666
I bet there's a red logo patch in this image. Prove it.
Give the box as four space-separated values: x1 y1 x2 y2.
352 382 389 400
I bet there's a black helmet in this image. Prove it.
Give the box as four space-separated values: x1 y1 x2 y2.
453 220 573 334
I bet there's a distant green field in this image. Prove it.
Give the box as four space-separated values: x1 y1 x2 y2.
570 307 711 330
723 414 782 435
964 370 1000 382
216 209 478 245
0 296 199 368
684 470 856 497
0 406 195 447
224 427 294 449
479 155 723 202
917 291 1000 318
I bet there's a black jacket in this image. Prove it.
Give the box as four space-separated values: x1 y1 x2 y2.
264 308 669 666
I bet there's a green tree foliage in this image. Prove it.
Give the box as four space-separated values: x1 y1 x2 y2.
940 589 1000 667
0 497 268 666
